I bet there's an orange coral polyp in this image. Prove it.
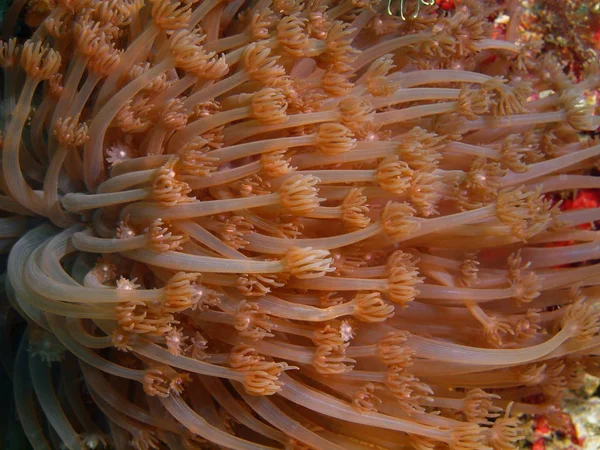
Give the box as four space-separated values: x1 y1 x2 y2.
3 0 600 449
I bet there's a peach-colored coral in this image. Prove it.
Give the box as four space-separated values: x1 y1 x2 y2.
2 0 600 449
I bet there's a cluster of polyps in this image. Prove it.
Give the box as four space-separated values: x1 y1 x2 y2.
2 0 600 449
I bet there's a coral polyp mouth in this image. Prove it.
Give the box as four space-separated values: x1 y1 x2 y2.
1 0 600 449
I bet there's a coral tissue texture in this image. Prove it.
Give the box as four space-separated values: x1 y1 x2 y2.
2 0 600 449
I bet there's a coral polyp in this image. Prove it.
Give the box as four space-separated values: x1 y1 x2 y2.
1 0 600 449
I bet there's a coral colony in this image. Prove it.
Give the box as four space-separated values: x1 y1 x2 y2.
1 0 600 449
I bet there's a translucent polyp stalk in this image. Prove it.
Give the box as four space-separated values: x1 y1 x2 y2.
80 362 180 433
0 216 28 238
223 110 338 145
206 133 314 163
200 377 286 443
65 318 112 349
72 229 149 253
42 144 74 227
37 226 83 285
244 224 382 254
13 333 52 450
529 229 600 245
7 225 57 328
537 262 600 290
62 189 152 212
29 351 82 450
423 369 531 388
49 55 87 134
237 388 348 450
371 87 461 109
466 110 567 132
204 326 314 364
353 33 434 70
502 142 600 186
121 248 284 273
86 387 159 447
444 141 499 159
161 395 279 450
258 295 355 321
182 69 248 110
94 25 160 110
175 220 246 259
417 284 515 303
47 315 147 383
185 161 260 189
406 329 574 366
375 102 457 126
315 376 453 428
376 207 498 249
11 263 113 319
67 72 103 119
278 374 451 443
296 169 374 184
167 107 249 153
97 169 157 194
85 59 172 191
125 335 246 380
110 155 171 177
121 194 281 221
25 254 163 303
2 76 45 215
559 207 600 228
292 144 402 170
60 357 104 437
390 69 493 88
0 195 34 216
535 174 600 193
522 240 600 268
476 39 520 53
